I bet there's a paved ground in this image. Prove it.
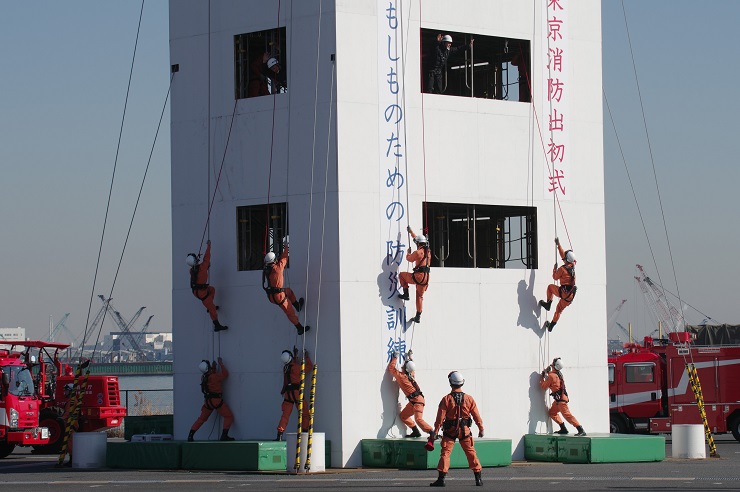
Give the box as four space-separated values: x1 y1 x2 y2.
0 436 738 491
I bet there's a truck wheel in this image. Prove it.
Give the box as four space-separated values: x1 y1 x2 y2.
730 414 740 443
0 443 15 459
610 415 628 434
33 407 66 454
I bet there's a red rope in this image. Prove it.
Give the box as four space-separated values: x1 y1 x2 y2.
419 1 428 234
263 0 282 256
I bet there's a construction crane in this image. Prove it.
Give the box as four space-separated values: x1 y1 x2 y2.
101 298 146 360
606 299 627 340
634 264 684 335
47 314 70 343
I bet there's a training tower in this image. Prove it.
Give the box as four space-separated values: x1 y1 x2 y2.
169 0 607 466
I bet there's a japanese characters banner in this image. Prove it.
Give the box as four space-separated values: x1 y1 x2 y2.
543 0 569 199
378 0 408 363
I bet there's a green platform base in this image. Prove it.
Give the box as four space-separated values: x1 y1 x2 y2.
124 415 174 441
524 433 665 463
361 438 511 469
107 439 331 470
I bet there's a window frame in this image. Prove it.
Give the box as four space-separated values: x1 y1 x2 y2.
624 363 656 384
234 27 287 100
236 203 288 271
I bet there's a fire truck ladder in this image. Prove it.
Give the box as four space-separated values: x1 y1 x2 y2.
685 363 719 458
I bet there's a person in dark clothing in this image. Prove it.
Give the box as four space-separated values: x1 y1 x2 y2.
425 34 474 94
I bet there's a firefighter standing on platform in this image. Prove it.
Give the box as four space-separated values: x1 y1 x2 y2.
540 357 586 436
263 237 310 335
186 240 228 332
188 357 235 442
398 226 431 324
539 237 577 332
275 348 313 441
387 350 433 438
428 371 484 487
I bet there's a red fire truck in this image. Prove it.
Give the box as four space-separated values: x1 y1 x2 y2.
608 332 740 442
0 343 50 458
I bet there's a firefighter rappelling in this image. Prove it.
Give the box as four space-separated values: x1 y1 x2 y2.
387 349 433 438
263 238 310 335
275 348 313 441
539 237 577 332
188 357 235 442
187 240 229 332
540 357 586 436
398 226 431 324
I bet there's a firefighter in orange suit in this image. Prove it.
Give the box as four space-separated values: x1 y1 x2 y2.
429 371 484 487
387 350 433 438
188 357 235 442
263 238 309 335
540 357 586 436
186 240 228 332
539 237 577 332
275 348 313 441
398 226 431 324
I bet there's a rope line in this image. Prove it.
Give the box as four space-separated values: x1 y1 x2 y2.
264 0 282 256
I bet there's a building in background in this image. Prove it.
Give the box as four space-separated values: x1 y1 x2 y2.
170 0 607 466
0 327 26 341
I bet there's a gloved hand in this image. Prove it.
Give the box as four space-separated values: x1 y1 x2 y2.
406 225 412 233
283 235 289 245
392 350 400 359
478 430 484 438
554 237 559 245
404 350 413 361
217 357 223 364
554 263 558 270
541 369 547 378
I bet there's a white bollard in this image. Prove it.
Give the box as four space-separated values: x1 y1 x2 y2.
72 431 108 468
671 424 706 459
285 432 325 473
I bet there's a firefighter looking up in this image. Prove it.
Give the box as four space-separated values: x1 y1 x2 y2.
398 226 431 324
387 349 433 438
263 238 309 335
274 348 313 441
538 237 577 332
540 357 586 436
188 357 235 442
428 371 484 487
186 240 228 332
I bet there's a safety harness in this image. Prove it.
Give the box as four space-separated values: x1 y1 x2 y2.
262 264 290 306
190 265 210 300
558 262 577 302
281 361 301 403
200 370 223 410
442 392 472 440
405 371 424 402
411 247 431 286
550 370 569 402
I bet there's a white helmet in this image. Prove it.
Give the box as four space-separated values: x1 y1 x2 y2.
552 358 564 371
442 35 453 43
198 360 210 374
264 252 277 264
404 361 416 374
186 254 197 267
267 57 279 69
413 235 428 245
280 350 293 364
448 371 465 386
564 250 576 263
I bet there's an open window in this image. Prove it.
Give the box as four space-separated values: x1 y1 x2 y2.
234 27 287 99
423 202 537 269
420 28 530 101
236 203 288 271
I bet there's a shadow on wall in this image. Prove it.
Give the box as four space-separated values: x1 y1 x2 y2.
376 231 404 308
527 371 549 435
377 369 405 438
517 269 546 338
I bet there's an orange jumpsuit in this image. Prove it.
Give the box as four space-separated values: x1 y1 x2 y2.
433 389 483 473
277 354 314 433
264 247 300 325
540 369 581 427
190 243 219 322
544 243 576 324
191 361 234 431
399 236 431 314
387 356 432 433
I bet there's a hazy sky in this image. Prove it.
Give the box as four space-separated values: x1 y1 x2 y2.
1 1 738 343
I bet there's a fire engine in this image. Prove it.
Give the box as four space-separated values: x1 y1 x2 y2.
11 340 126 454
608 332 740 442
0 342 50 458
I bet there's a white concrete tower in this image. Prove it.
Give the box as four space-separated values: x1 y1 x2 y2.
169 0 607 467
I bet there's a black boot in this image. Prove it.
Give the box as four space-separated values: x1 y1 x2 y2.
187 429 195 442
545 320 557 332
398 287 410 301
474 471 483 486
406 426 422 438
213 320 229 332
220 429 235 441
293 298 305 313
275 431 283 441
295 323 311 335
430 471 446 487
539 299 552 311
555 423 568 435
575 426 587 436
411 312 421 324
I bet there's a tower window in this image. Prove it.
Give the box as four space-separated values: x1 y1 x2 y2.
234 27 287 99
236 203 288 271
